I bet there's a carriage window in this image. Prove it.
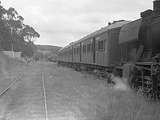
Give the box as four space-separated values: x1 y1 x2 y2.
69 50 72 55
74 48 76 54
98 40 105 51
68 50 70 55
83 45 87 53
87 44 92 52
77 47 79 54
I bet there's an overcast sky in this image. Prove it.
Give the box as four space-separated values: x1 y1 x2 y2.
1 0 152 47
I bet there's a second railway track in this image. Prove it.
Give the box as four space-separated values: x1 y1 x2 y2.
0 74 23 97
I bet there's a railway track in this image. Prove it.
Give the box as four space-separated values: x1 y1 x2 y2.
41 71 49 120
0 74 23 97
0 70 50 120
0 68 75 120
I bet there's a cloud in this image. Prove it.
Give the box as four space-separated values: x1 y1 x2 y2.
1 0 152 47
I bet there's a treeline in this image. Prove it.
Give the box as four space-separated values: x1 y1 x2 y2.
0 1 40 57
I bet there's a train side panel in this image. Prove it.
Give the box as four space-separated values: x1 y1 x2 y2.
63 50 68 62
107 28 122 66
81 38 93 64
68 47 73 63
95 32 109 66
94 28 122 67
73 43 81 63
57 45 73 63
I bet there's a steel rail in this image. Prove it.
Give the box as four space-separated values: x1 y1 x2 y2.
0 75 22 97
42 72 49 120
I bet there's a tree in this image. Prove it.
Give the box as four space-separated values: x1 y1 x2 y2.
0 1 6 19
0 2 40 58
21 25 40 42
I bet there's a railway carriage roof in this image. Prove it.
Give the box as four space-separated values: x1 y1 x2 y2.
58 42 74 53
59 20 129 52
74 20 130 44
75 21 129 43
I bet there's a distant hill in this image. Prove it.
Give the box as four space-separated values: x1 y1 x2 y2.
35 45 62 61
36 45 61 54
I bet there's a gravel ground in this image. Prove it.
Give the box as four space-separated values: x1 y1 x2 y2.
0 62 109 120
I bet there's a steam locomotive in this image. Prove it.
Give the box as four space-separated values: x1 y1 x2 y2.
57 0 160 98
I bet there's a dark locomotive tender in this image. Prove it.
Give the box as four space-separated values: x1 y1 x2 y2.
58 0 160 98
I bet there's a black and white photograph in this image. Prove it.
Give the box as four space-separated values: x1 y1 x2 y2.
0 0 159 119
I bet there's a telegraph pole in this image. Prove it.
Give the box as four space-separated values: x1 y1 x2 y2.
11 27 14 57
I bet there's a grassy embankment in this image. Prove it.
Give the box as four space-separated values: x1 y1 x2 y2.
97 75 160 120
